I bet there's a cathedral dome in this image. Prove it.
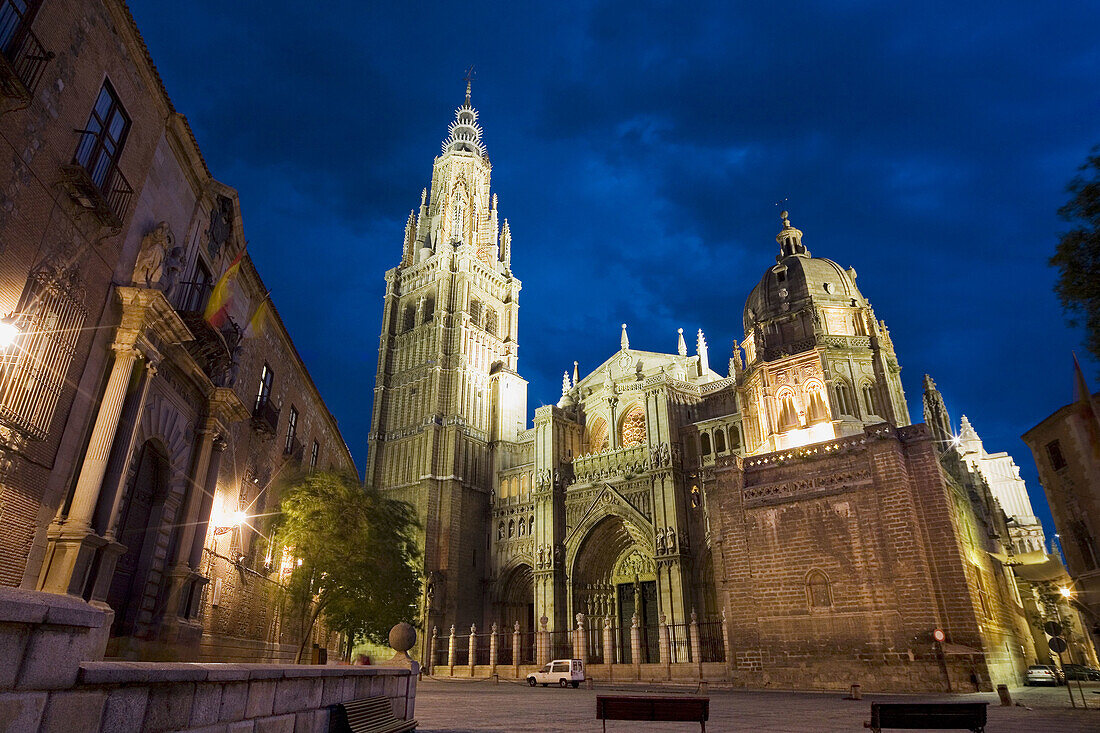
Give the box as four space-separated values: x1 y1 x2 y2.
743 212 865 333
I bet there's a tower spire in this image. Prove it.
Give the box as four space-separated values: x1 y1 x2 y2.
443 72 485 156
776 209 808 258
620 323 629 350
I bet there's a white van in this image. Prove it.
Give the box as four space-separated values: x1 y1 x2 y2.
527 658 585 688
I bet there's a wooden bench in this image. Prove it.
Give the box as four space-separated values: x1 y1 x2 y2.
595 695 709 732
864 702 988 733
328 696 417 733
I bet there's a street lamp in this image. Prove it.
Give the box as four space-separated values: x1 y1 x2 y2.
1060 586 1073 599
0 316 19 350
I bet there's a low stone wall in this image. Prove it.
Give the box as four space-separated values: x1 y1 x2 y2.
0 587 417 732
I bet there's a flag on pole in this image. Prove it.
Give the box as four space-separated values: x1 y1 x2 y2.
243 294 269 339
204 250 244 328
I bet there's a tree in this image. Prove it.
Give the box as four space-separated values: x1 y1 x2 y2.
272 471 420 662
1053 146 1100 364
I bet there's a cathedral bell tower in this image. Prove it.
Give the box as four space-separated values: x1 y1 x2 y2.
365 83 528 643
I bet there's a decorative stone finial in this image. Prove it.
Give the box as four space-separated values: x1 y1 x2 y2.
573 360 579 386
621 323 629 350
389 622 416 654
781 209 791 228
562 371 570 396
677 328 687 357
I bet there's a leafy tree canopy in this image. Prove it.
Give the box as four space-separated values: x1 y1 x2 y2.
1053 147 1100 364
273 471 420 658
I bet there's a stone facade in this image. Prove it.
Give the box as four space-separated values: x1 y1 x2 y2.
0 0 354 663
366 94 1039 689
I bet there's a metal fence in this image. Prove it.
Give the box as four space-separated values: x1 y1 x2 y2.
697 620 726 663
668 622 692 663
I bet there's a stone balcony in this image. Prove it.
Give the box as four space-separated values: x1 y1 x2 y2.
572 444 650 485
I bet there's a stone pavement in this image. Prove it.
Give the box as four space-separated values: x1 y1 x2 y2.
414 678 1100 732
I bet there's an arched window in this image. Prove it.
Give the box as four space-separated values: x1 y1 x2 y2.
587 417 609 454
714 428 726 453
520 474 529 494
730 426 742 451
835 382 853 416
621 403 646 446
805 381 829 424
861 382 878 416
402 305 415 332
777 391 800 432
700 432 712 456
485 309 499 337
806 570 832 608
508 520 515 538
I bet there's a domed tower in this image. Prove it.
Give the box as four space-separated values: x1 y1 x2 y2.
738 212 909 453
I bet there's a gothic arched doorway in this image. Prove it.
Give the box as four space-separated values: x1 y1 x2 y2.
107 440 171 637
499 563 534 633
571 514 657 662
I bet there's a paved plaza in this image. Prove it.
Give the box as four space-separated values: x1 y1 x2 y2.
414 678 1100 732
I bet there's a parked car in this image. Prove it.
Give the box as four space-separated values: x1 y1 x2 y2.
527 659 585 688
1063 664 1100 681
1025 665 1060 686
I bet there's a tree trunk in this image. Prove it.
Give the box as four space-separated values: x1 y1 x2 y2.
295 600 325 664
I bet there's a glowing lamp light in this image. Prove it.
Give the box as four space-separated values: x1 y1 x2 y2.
933 628 945 643
1060 586 1073 599
0 318 19 350
212 507 249 532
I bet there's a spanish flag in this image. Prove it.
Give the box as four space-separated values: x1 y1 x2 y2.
204 251 244 328
243 295 269 340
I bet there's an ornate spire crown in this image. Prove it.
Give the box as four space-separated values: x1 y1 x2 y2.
776 210 808 258
443 76 485 156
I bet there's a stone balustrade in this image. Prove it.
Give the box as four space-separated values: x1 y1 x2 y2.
572 444 650 484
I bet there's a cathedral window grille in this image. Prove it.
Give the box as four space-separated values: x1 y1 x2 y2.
485 309 498 337
806 570 832 608
714 428 726 453
620 403 646 447
861 382 878 416
0 265 86 440
469 298 482 327
700 432 711 456
834 381 854 416
587 417 608 454
777 392 800 432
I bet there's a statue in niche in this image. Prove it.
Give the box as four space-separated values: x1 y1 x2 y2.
132 221 174 289
207 195 233 260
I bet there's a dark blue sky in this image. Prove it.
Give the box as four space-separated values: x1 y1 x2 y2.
130 1 1100 538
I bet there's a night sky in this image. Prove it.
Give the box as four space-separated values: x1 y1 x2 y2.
128 1 1100 538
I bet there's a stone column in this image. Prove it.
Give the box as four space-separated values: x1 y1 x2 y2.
659 614 671 678
489 622 498 675
428 626 438 674
575 613 587 665
447 624 456 675
721 608 732 670
537 615 550 666
603 617 615 666
630 613 641 678
468 623 477 676
39 342 140 596
512 621 521 669
689 609 702 677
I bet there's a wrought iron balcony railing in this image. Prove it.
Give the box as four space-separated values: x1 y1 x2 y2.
60 130 134 230
0 1 53 103
251 398 279 436
173 280 241 384
284 435 304 461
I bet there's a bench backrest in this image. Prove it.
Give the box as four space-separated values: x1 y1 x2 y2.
596 696 709 722
331 696 400 732
870 702 988 728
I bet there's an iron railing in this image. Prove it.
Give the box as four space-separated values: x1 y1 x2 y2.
251 398 279 436
696 620 726 663
65 129 134 228
0 0 52 101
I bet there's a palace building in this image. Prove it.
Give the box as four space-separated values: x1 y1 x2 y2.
367 87 1039 690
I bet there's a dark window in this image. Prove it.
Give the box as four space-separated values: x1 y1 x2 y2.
0 0 40 58
1046 440 1067 471
402 305 415 332
255 363 273 411
285 405 298 453
807 571 832 608
74 80 130 191
310 440 319 470
700 433 711 455
181 259 211 312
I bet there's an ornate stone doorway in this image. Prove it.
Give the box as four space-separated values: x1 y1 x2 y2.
498 563 534 634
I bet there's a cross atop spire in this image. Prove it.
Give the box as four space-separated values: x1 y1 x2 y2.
443 71 485 156
464 65 475 105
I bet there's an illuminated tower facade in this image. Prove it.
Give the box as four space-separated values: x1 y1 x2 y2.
365 84 527 636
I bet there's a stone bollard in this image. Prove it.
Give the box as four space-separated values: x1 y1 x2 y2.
603 617 616 668
537 615 550 667
689 609 702 676
490 622 498 675
427 626 437 675
469 623 477 675
387 622 421 720
513 621 521 669
630 613 642 678
575 613 588 666
849 683 862 700
997 684 1012 706
448 624 456 675
658 614 671 676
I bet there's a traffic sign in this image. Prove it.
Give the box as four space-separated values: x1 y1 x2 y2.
1044 621 1063 637
1048 636 1068 654
932 629 945 643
